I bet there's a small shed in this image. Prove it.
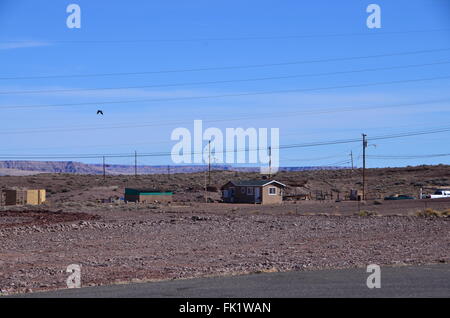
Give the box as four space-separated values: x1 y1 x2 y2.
349 189 363 201
2 189 46 206
124 188 173 203
221 180 286 204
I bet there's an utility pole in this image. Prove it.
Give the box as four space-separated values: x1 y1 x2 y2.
362 134 367 201
208 140 211 185
204 168 208 203
134 150 137 178
268 146 272 179
350 151 354 170
103 156 106 181
167 165 170 180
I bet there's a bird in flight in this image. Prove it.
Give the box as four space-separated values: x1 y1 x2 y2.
97 110 104 115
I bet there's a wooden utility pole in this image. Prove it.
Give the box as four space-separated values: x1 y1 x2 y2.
204 168 208 203
208 140 211 185
167 165 170 180
362 134 367 200
103 156 106 181
134 151 137 178
268 146 272 178
350 151 354 170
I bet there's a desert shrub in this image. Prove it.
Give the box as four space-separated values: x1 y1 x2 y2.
417 208 449 217
357 210 377 217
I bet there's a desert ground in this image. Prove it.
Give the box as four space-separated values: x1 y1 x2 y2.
0 165 449 295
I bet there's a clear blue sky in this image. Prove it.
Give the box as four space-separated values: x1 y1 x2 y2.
0 0 449 168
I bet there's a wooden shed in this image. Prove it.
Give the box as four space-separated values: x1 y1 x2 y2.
2 189 46 206
124 188 173 203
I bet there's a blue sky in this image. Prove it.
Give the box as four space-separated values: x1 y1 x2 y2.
0 0 449 168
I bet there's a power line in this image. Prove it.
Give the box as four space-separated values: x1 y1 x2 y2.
368 153 450 159
1 47 449 81
1 98 448 135
1 125 449 160
2 75 449 110
2 60 449 95
2 28 448 44
1 119 444 153
283 154 348 162
275 127 450 151
369 128 450 141
324 159 352 167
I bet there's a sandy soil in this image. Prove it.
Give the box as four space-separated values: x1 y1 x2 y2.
0 167 449 295
0 200 449 295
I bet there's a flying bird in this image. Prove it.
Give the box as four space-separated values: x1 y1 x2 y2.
97 110 104 115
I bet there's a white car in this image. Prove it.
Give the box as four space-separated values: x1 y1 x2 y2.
425 190 450 199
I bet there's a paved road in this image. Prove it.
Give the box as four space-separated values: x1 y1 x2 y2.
14 264 450 298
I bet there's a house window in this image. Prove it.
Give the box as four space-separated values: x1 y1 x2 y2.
241 187 246 194
268 187 277 195
247 187 253 195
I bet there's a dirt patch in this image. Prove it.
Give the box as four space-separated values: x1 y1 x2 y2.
0 210 99 228
1 166 449 295
0 206 448 295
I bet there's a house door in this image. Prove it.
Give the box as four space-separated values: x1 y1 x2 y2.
255 187 261 203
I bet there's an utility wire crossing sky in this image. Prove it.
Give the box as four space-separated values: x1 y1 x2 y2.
0 0 449 168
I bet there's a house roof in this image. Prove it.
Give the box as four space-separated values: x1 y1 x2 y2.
227 180 286 187
125 188 173 195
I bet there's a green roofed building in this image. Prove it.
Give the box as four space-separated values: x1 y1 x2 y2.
124 188 173 203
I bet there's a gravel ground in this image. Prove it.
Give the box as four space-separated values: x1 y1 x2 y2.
0 204 449 295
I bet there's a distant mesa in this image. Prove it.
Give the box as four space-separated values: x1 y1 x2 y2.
0 160 349 176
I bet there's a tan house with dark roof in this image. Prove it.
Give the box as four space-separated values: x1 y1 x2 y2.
221 180 286 204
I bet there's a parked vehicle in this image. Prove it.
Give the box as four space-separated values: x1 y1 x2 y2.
384 194 415 200
423 190 450 199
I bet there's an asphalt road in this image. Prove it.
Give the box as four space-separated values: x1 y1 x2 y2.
13 264 450 298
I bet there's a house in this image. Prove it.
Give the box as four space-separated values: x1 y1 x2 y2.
221 180 286 204
124 188 173 203
349 189 363 201
1 189 46 206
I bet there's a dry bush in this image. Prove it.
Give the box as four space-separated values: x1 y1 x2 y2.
357 210 377 217
416 208 449 217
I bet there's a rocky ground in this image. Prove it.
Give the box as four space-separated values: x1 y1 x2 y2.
1 166 449 295
0 201 449 295
0 165 449 204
